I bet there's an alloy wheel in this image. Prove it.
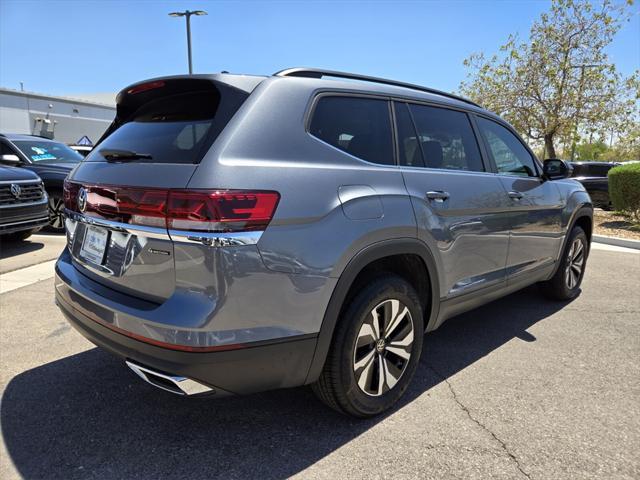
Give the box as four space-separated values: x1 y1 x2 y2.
565 237 585 290
48 195 65 231
352 298 414 397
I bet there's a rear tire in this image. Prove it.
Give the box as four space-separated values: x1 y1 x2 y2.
540 226 588 301
312 275 424 418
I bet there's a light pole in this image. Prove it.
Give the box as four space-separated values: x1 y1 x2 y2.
168 10 208 74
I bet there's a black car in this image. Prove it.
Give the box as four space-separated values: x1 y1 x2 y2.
0 166 49 240
569 161 620 210
0 134 82 231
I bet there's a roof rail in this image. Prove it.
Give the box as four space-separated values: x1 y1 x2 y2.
274 68 481 108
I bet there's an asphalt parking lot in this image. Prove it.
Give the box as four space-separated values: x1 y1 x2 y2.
0 234 638 480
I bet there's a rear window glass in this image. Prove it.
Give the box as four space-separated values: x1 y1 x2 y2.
12 140 83 163
90 91 221 164
571 163 612 177
309 96 394 165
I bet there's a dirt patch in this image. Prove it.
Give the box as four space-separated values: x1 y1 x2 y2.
593 210 640 241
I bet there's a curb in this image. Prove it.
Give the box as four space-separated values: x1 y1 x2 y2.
592 234 640 250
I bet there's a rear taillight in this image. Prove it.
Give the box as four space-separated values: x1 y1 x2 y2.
126 80 165 95
167 191 280 232
63 182 280 233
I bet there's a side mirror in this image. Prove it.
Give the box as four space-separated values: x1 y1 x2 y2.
0 154 21 164
543 158 572 180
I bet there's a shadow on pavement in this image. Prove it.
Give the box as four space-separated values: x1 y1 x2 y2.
1 285 572 479
0 238 45 259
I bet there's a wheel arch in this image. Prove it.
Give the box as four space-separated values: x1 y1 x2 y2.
304 238 440 384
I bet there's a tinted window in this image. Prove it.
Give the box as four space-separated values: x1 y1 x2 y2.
476 117 537 177
12 140 83 163
407 104 484 172
309 96 394 165
92 91 221 164
395 102 423 167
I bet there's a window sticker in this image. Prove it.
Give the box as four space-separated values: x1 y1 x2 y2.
30 146 57 161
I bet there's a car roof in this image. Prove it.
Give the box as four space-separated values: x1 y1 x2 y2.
120 69 503 122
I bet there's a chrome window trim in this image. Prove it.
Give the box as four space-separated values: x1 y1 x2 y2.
64 210 263 246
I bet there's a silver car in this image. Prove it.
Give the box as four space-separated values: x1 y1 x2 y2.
55 68 592 417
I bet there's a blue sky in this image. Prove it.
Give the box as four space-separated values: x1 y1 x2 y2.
1 0 638 97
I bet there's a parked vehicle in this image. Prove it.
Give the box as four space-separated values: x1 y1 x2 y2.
54 69 593 417
0 134 82 231
570 161 620 210
0 166 48 240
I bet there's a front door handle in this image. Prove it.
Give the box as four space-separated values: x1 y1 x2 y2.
508 191 524 201
426 191 450 203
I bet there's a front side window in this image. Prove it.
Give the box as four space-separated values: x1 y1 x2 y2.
476 117 537 177
405 104 484 172
11 140 83 163
309 96 394 165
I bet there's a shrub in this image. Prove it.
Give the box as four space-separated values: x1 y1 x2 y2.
608 162 640 223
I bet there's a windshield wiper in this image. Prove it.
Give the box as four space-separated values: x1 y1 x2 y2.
100 149 153 162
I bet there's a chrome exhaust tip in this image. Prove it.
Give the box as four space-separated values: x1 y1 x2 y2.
125 360 213 396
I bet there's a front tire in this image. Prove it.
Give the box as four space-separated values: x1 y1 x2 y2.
540 226 589 301
312 275 424 417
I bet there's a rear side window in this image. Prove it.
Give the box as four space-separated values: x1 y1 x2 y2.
406 104 484 172
309 96 394 165
91 91 221 164
476 117 538 177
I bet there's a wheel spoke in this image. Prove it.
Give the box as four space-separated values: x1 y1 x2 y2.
370 309 381 340
356 351 376 392
354 348 376 371
382 356 399 389
384 305 408 338
356 322 377 348
376 355 385 395
573 240 584 260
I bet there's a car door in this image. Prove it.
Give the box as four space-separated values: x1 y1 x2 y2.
395 101 512 299
474 115 564 280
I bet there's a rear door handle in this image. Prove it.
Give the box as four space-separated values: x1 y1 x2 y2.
508 191 524 201
426 191 450 203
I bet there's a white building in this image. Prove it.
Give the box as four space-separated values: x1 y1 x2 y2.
0 87 116 145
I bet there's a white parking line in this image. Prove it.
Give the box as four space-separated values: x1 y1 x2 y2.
0 260 57 294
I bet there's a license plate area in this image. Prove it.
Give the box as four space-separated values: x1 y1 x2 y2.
80 225 109 266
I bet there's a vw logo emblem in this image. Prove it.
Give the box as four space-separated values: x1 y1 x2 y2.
77 187 88 212
10 183 21 198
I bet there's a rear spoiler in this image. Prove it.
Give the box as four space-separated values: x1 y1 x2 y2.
94 75 264 148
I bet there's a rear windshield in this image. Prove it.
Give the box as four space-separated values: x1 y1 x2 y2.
90 90 222 164
13 140 83 163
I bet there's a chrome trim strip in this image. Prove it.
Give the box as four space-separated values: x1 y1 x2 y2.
64 210 169 240
64 211 263 246
0 216 49 228
0 197 48 209
0 179 43 185
168 229 263 246
125 360 213 396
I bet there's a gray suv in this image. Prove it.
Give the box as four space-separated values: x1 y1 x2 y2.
55 69 592 417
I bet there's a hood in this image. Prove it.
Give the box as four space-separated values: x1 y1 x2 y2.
0 165 41 182
30 162 77 172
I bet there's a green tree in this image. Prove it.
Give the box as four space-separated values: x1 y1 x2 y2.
575 140 610 160
459 0 639 159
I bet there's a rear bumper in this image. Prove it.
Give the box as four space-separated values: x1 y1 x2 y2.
54 249 319 395
56 287 317 395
